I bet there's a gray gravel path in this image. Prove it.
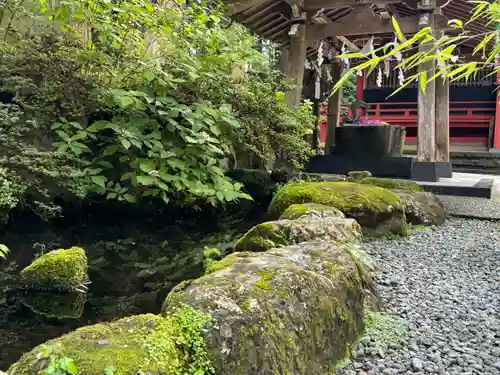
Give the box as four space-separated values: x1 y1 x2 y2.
438 195 500 219
340 218 500 375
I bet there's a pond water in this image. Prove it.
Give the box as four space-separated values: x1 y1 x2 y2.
0 205 258 369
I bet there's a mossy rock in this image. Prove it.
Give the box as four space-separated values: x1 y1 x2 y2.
233 215 361 253
356 177 424 193
268 182 407 237
20 247 88 291
393 190 446 226
8 308 214 375
280 203 345 220
163 240 365 375
347 170 372 181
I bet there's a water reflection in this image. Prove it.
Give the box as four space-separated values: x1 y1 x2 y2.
18 291 87 320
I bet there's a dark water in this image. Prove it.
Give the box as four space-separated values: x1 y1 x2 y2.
0 201 261 369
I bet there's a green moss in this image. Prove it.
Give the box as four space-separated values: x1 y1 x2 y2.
252 269 274 290
9 307 214 375
344 244 376 273
205 253 239 275
362 310 408 349
357 177 424 192
20 247 88 291
234 222 288 252
280 203 343 220
204 252 254 275
267 182 401 220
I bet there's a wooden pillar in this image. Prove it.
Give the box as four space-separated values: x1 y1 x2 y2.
435 74 449 161
356 72 364 101
493 67 500 149
278 47 289 74
286 15 307 108
325 61 342 155
416 13 436 162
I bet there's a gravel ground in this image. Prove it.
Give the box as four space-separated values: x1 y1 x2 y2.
339 218 500 375
438 195 500 219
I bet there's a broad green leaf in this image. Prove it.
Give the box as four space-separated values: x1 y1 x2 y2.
98 161 114 169
123 194 136 203
91 175 107 188
120 138 131 150
139 160 156 173
87 120 109 132
119 96 135 108
56 130 70 142
136 175 157 186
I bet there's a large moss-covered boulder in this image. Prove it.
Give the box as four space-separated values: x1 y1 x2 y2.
233 214 361 252
268 182 407 237
8 308 215 375
163 240 365 375
393 190 446 226
20 247 88 291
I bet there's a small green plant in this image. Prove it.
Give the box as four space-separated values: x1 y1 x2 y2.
203 246 221 274
362 310 408 349
37 344 78 375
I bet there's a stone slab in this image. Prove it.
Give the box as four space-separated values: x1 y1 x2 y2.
415 173 494 198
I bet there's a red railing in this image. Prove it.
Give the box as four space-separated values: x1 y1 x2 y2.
319 101 495 145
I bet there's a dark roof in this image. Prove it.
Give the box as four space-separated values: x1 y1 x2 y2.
227 0 492 56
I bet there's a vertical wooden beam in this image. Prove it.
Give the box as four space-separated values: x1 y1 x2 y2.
325 61 342 154
278 47 289 74
416 13 436 162
286 14 307 107
493 66 500 149
356 72 364 101
435 74 449 161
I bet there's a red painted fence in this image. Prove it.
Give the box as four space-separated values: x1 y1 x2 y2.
319 101 495 145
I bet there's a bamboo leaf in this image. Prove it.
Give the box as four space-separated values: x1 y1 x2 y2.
467 2 488 24
387 74 419 98
392 16 404 42
329 70 355 97
447 19 463 29
472 32 495 56
419 71 427 93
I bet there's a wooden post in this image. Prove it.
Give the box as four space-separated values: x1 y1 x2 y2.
325 61 342 154
278 47 289 74
435 74 449 161
416 13 436 162
356 72 364 101
493 66 500 149
286 14 307 107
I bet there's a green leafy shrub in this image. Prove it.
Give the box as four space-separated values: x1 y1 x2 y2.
0 0 314 218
